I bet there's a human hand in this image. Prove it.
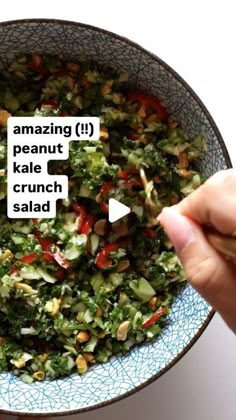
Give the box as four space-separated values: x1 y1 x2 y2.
158 169 236 333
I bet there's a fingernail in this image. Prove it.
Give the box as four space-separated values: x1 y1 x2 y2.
158 207 197 253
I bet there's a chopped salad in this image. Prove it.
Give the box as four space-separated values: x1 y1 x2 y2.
0 55 207 383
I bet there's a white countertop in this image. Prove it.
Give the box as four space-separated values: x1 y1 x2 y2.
1 1 236 419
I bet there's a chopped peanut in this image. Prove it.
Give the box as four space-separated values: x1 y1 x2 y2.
153 175 161 184
68 180 76 188
170 195 179 205
148 296 161 311
178 152 189 168
112 222 128 237
38 353 49 363
32 371 46 381
137 104 146 118
94 219 108 236
76 331 90 343
83 352 96 364
1 249 13 261
15 283 33 293
66 62 80 73
76 355 88 374
139 135 149 145
174 146 180 156
117 259 130 273
75 314 81 322
95 307 103 318
116 320 130 341
80 75 90 89
0 109 11 127
14 358 26 369
48 298 61 317
100 127 109 141
178 169 193 178
164 238 173 249
95 192 102 203
101 82 112 96
0 169 5 176
144 113 158 125
168 118 178 128
97 331 105 339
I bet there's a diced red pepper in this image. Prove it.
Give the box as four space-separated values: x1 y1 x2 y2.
99 182 114 197
34 229 53 252
10 265 18 276
129 133 139 140
34 229 70 269
96 242 120 269
55 268 66 281
40 100 59 110
10 252 38 276
28 55 50 76
127 92 168 122
143 228 157 239
125 166 139 175
43 252 55 262
117 171 129 180
141 306 167 329
72 203 86 233
98 182 114 214
123 179 143 189
29 54 41 68
81 215 97 235
100 202 109 213
52 251 70 270
52 69 68 77
20 253 38 264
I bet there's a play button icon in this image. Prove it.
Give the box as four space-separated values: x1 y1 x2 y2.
108 198 131 223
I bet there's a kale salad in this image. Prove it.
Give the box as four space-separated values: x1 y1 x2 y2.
0 55 206 383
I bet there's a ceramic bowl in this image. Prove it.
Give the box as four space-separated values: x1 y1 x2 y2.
0 19 231 416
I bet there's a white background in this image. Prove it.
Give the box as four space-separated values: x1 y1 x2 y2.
1 1 236 419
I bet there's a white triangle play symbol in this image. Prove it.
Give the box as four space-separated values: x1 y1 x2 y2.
108 198 131 223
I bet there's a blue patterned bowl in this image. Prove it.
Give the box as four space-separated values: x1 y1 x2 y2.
0 19 231 416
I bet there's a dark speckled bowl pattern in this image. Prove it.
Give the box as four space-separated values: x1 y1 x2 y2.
0 19 232 416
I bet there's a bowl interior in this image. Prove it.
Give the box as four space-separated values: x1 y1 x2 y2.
0 19 231 415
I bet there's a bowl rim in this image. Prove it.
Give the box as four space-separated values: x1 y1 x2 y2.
0 17 232 417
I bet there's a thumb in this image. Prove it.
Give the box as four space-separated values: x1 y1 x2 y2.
158 206 236 333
